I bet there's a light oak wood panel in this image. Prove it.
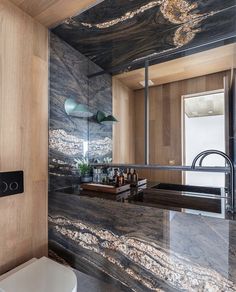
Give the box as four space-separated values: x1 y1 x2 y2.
9 0 99 27
116 44 236 90
134 71 230 183
0 0 48 274
112 78 135 164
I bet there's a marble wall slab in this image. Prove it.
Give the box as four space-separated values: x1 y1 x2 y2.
49 33 112 190
52 0 236 73
49 192 236 291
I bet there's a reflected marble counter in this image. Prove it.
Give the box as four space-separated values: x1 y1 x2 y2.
49 191 236 291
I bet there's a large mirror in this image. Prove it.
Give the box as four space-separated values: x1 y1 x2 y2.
112 42 236 184
50 0 236 189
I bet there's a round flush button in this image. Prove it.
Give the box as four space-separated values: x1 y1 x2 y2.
0 181 8 193
9 182 19 191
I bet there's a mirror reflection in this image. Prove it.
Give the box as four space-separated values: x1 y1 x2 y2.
49 0 236 192
112 43 235 185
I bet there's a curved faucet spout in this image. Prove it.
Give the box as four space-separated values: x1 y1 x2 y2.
199 154 209 167
192 150 233 169
191 150 235 213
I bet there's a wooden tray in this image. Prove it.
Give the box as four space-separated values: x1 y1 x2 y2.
80 183 130 194
130 178 147 187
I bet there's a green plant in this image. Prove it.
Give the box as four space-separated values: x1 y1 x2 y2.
93 157 112 164
74 157 92 176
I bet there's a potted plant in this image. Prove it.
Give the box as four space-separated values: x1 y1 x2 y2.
74 156 92 183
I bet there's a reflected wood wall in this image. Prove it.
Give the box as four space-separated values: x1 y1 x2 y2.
112 77 135 164
9 0 98 27
134 71 231 183
0 0 48 274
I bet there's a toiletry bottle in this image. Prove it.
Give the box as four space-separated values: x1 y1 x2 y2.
113 169 119 185
130 168 134 182
119 171 125 186
132 169 138 183
127 168 132 182
123 169 127 181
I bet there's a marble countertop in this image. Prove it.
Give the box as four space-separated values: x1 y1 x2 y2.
49 191 236 291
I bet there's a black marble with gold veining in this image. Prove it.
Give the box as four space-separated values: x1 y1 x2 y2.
52 0 236 73
49 191 236 291
49 33 112 190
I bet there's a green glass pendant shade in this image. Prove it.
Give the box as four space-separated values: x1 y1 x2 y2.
64 98 94 118
96 110 118 125
65 99 118 124
101 115 118 125
96 110 106 123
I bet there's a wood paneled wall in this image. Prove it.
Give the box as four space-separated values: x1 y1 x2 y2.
134 71 230 183
115 44 236 90
9 0 99 27
112 78 135 164
0 0 48 274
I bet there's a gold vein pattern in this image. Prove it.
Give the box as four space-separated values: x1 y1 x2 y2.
76 0 223 61
49 214 236 291
53 0 235 72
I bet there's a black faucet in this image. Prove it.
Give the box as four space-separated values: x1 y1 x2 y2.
191 150 235 213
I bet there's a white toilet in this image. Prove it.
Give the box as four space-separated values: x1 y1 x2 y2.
0 257 77 292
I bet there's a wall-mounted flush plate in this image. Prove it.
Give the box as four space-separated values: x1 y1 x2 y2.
0 171 24 197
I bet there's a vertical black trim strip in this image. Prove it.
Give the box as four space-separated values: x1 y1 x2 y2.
224 75 230 156
144 60 149 164
232 69 236 212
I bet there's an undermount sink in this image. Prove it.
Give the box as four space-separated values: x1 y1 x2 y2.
141 183 226 215
152 183 222 196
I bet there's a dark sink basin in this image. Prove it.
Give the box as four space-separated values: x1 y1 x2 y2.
140 183 225 214
152 183 222 196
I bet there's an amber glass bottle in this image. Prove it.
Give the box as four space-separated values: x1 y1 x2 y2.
127 168 132 182
119 171 125 186
113 169 119 185
132 169 138 183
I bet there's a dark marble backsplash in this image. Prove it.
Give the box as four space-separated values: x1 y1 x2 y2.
49 33 112 190
49 192 236 291
52 0 236 73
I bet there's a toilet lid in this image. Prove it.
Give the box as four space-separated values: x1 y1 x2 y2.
0 257 77 292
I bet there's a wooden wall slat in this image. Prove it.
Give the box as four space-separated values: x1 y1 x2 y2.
162 85 171 147
116 44 236 90
9 0 99 27
134 71 230 183
112 77 135 164
0 0 48 274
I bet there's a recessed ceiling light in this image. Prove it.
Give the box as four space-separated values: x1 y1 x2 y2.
139 80 154 87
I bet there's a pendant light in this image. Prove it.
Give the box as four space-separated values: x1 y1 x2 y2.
96 110 118 125
64 98 94 118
